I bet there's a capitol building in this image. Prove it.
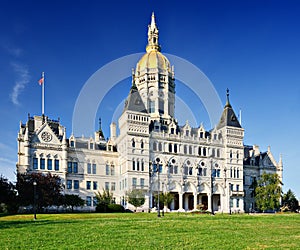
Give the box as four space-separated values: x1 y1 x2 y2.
17 13 283 213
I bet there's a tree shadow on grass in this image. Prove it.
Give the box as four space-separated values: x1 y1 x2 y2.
0 219 80 230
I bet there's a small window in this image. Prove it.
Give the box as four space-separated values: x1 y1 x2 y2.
132 178 137 188
73 162 78 173
111 182 116 191
70 141 75 147
105 182 110 191
132 160 135 171
74 180 79 189
111 165 115 175
174 166 178 174
141 161 144 172
67 180 72 189
47 159 52 170
93 181 97 190
150 101 155 113
106 164 110 175
67 161 72 173
40 158 45 170
87 163 91 174
54 159 59 171
132 139 135 148
33 158 38 170
86 196 92 206
86 181 91 190
174 144 178 153
140 178 145 189
141 140 144 149
93 197 98 207
92 164 96 174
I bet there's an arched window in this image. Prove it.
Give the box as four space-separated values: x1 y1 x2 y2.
141 161 144 171
212 148 215 157
132 160 135 171
132 139 135 148
198 147 201 156
169 143 172 153
158 142 163 151
237 168 240 179
141 140 144 149
174 144 178 153
184 145 187 154
153 142 157 151
236 151 239 159
189 146 192 155
159 99 164 114
203 147 206 156
230 150 233 158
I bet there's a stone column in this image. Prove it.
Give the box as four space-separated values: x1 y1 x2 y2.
208 193 212 212
179 192 184 211
193 193 198 210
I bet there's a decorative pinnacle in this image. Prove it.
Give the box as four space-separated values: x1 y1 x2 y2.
225 88 231 107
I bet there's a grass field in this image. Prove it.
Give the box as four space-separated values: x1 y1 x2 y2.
1 213 300 249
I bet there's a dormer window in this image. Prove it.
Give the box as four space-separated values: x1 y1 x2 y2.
70 141 75 147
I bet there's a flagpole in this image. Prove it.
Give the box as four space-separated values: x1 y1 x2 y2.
42 72 45 115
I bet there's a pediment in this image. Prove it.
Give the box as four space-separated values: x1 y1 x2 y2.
32 123 61 145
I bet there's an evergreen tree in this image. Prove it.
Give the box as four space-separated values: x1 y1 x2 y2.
282 189 299 212
0 175 18 213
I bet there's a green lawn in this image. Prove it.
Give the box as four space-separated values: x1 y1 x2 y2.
1 213 300 249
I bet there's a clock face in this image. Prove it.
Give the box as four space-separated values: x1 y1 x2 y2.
41 131 52 142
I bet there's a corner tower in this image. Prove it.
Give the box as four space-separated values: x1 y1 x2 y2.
133 13 175 124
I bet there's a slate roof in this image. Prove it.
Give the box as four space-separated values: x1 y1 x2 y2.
123 84 148 113
217 92 241 129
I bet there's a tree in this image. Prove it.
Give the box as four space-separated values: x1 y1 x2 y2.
154 192 174 210
95 189 114 212
126 189 145 211
0 175 18 213
16 172 63 212
62 194 85 212
255 172 282 212
282 189 299 212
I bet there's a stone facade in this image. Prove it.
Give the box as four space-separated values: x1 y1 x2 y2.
16 13 283 213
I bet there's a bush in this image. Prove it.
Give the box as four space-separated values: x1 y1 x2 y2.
96 203 124 213
107 204 124 213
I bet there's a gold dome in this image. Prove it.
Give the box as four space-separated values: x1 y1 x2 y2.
136 50 171 73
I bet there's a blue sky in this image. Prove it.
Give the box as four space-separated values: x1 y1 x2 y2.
0 0 299 198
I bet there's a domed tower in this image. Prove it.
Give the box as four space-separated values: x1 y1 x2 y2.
133 13 175 124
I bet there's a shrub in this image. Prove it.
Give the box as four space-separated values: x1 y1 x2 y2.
107 204 124 213
96 203 124 213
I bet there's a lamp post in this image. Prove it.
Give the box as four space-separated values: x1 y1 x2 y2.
33 181 37 220
210 158 214 215
156 158 161 217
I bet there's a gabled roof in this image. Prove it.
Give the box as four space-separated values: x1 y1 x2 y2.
217 90 241 129
123 84 148 113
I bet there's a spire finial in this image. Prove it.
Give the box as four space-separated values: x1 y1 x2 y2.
146 12 160 52
225 88 231 107
151 12 156 28
99 118 102 131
